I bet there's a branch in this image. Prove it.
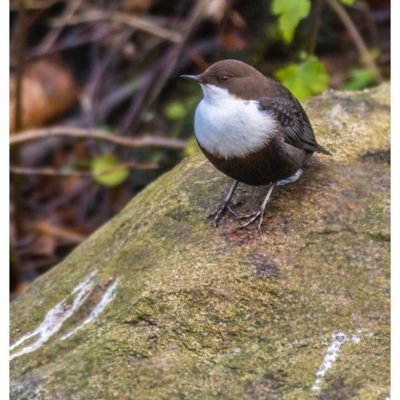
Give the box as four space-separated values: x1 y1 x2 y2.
29 27 113 60
36 0 83 53
308 0 323 56
11 166 88 177
10 0 59 10
51 9 183 43
121 0 207 134
10 126 187 150
11 0 27 238
325 0 383 82
112 12 183 44
10 161 159 177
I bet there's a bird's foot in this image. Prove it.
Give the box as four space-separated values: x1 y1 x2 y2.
232 183 276 233
208 180 240 227
233 209 265 233
208 202 239 227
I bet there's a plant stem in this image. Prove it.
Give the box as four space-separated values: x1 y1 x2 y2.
308 0 322 56
10 126 187 149
11 0 27 237
325 0 383 82
10 0 27 294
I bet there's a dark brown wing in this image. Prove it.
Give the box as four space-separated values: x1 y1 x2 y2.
257 93 331 155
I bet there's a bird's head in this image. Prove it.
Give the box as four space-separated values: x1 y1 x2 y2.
180 59 268 101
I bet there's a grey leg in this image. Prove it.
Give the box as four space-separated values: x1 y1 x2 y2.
235 183 276 233
208 180 239 227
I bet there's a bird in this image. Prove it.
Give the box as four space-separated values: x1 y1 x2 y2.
180 59 331 231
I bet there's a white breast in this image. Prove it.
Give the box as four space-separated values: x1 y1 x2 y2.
194 84 277 159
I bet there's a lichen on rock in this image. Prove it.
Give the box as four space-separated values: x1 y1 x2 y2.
10 84 390 400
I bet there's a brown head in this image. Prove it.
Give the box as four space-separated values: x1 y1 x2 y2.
180 59 277 100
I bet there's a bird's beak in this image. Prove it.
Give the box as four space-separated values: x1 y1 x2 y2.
180 74 202 83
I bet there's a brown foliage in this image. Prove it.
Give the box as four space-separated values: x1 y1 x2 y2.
10 59 80 132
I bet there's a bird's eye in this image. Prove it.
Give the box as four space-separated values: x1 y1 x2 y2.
218 75 229 82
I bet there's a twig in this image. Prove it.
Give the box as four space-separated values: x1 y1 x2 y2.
84 28 134 127
34 221 85 243
308 0 323 55
10 126 187 149
12 0 27 237
354 0 380 50
28 25 114 60
113 12 183 43
51 9 183 43
10 0 60 10
325 0 383 82
10 161 159 177
121 0 207 134
11 0 28 296
97 79 141 120
11 166 88 177
36 0 83 53
12 4 26 136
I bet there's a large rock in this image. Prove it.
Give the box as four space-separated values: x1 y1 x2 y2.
10 84 390 400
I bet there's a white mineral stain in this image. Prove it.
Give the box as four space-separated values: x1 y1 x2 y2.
10 271 98 360
61 278 119 341
312 331 353 392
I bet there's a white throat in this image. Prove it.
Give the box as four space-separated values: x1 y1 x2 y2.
194 84 277 159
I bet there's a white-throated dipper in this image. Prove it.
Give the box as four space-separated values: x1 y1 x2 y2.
181 59 331 231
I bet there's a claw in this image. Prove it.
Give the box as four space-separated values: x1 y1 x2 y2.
209 182 276 232
208 180 239 226
230 210 259 220
208 202 241 226
233 210 264 232
232 183 276 233
208 202 226 226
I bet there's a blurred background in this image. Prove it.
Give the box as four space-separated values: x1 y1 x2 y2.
10 0 390 297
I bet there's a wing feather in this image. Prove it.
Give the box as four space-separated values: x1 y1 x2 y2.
257 94 331 155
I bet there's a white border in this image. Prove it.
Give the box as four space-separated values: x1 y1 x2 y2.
3 2 393 399
391 1 397 399
2 1 10 398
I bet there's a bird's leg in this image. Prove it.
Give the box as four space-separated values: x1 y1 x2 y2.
208 180 239 227
234 183 276 232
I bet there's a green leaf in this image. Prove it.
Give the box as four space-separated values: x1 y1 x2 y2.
91 154 129 187
344 68 374 91
274 56 329 100
271 0 311 44
340 0 355 6
164 101 186 120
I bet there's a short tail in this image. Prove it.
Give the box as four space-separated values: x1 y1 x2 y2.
315 143 332 155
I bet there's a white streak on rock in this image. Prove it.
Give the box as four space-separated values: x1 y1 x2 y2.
61 278 119 341
312 332 348 392
10 271 98 360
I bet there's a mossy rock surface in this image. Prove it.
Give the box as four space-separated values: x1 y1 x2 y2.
10 84 390 400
